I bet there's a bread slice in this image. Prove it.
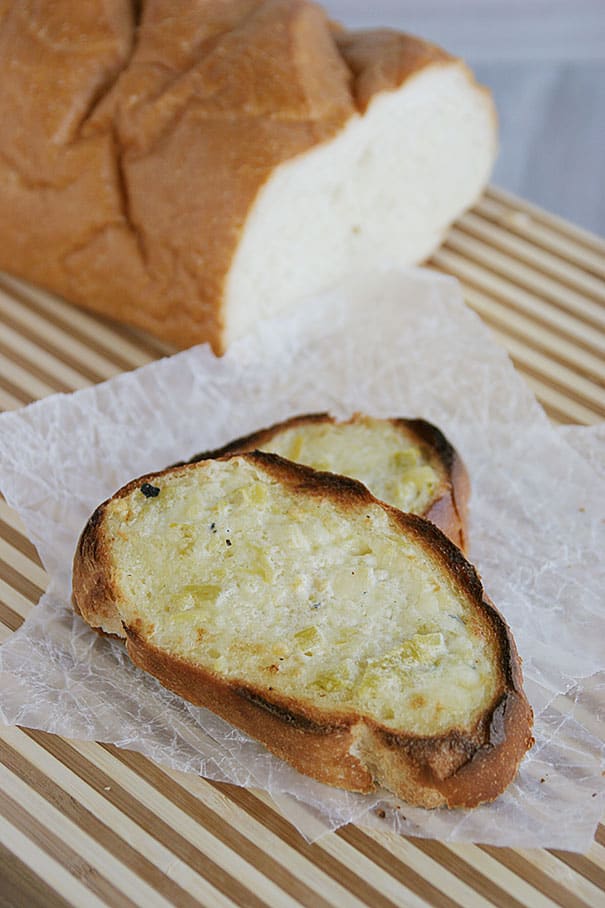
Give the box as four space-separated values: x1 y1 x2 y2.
72 453 533 808
187 413 470 551
0 1 495 353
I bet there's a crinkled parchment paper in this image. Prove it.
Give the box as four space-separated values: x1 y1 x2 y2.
0 269 603 848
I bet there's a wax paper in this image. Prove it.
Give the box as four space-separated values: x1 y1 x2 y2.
0 269 603 848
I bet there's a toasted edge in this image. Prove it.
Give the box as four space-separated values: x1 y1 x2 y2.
72 450 533 807
184 412 470 551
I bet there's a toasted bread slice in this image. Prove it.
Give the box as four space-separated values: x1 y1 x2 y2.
73 453 532 808
188 413 470 551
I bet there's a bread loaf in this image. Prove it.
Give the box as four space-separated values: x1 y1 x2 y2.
187 413 470 550
0 0 496 353
72 452 533 807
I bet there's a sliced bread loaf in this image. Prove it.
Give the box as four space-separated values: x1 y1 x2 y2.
72 452 533 808
0 1 495 353
188 413 469 550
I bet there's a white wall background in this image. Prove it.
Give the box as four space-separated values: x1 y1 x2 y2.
324 1 605 236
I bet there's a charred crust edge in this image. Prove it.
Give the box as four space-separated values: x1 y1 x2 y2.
185 413 453 468
399 418 457 472
77 502 106 559
234 687 344 734
183 413 333 464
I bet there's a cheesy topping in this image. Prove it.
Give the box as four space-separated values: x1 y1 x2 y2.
107 458 499 735
258 416 441 514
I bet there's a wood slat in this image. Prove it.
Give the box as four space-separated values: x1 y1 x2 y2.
0 186 603 908
511 847 605 908
0 273 175 364
0 621 15 643
0 346 64 401
215 780 453 908
357 829 496 908
0 839 76 908
0 820 108 908
474 197 605 282
15 724 413 908
62 738 331 908
429 251 605 357
488 329 605 415
485 186 605 260
0 578 34 626
99 743 392 908
0 384 27 412
549 846 605 893
0 516 43 568
410 839 551 908
0 537 48 591
459 285 605 385
456 212 605 303
515 374 601 425
0 321 93 392
441 234 605 331
0 785 141 908
0 273 156 372
0 727 241 908
0 289 127 383
0 497 32 538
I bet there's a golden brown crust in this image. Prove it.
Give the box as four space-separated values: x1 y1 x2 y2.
124 625 376 793
184 412 470 551
125 621 532 807
398 418 470 552
0 1 487 353
184 412 337 462
72 450 533 807
0 0 353 353
334 28 453 113
72 501 124 636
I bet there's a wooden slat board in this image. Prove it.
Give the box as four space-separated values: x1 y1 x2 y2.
0 185 604 907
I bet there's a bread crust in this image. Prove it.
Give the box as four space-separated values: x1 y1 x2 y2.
184 412 470 551
72 451 533 807
333 28 452 113
0 1 494 353
72 500 123 637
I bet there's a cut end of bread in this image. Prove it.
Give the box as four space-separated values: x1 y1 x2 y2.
223 60 496 347
73 452 532 808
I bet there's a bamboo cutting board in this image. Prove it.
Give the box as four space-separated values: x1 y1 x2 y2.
0 185 604 908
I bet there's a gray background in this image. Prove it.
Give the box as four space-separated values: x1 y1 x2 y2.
325 1 605 237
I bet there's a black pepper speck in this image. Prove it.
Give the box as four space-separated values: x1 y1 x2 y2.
140 483 160 498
